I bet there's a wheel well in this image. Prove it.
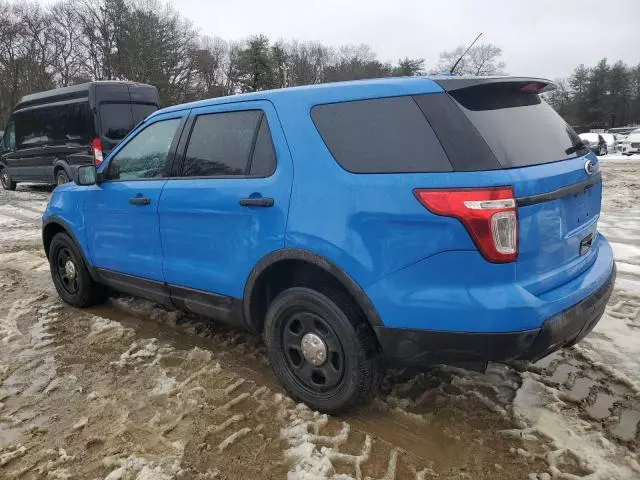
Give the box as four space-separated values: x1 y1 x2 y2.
246 259 376 335
53 165 66 178
43 222 67 259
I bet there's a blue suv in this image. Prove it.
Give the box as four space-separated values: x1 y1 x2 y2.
42 77 616 413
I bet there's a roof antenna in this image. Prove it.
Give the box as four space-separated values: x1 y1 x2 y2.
449 32 483 75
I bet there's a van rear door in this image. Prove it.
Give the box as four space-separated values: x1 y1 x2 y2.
93 83 160 154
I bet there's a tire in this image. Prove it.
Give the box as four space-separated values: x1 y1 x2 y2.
48 232 108 307
55 169 70 186
0 167 16 191
264 286 383 414
600 145 607 156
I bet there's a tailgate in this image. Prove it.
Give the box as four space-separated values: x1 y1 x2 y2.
511 156 601 294
438 78 603 294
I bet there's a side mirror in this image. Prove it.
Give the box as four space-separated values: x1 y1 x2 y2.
75 165 97 186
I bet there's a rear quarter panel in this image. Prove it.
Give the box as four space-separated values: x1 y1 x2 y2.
273 85 517 288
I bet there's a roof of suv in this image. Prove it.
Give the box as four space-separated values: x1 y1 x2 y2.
152 76 555 119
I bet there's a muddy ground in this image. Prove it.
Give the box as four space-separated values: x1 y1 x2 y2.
1 160 639 479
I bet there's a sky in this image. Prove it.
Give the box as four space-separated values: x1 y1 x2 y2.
41 0 640 79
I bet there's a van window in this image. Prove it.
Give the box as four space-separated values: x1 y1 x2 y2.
182 110 263 177
100 103 158 141
14 102 92 149
100 103 132 140
106 118 180 181
3 122 15 151
132 104 157 124
311 96 452 173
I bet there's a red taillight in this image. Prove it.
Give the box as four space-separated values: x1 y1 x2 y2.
414 187 518 263
92 138 103 167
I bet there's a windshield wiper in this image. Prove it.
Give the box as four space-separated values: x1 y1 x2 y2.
565 141 588 155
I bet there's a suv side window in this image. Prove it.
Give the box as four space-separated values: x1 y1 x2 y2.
106 118 181 181
249 116 276 176
182 110 275 177
311 96 452 173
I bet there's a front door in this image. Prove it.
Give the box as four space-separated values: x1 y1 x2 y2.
84 112 186 282
158 101 293 303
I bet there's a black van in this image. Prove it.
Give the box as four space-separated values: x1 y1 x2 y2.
0 81 159 190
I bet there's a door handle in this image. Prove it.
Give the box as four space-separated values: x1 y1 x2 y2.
239 197 274 207
129 196 151 206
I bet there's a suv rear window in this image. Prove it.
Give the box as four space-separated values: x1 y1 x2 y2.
448 84 584 168
312 96 452 173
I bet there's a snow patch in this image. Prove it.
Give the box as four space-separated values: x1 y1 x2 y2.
512 373 637 479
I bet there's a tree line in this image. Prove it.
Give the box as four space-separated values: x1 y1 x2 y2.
0 0 513 125
546 59 640 129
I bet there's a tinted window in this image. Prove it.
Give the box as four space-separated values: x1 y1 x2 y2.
14 102 92 149
182 110 262 177
414 94 500 171
133 104 157 124
249 116 276 176
4 122 15 151
100 103 134 140
106 118 180 180
449 84 586 168
312 96 452 173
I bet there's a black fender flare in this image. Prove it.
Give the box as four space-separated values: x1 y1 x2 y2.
42 216 99 281
242 248 383 330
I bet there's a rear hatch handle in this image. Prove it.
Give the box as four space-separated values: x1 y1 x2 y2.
516 173 600 207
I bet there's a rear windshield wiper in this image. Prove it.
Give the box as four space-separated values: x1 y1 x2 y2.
565 141 588 155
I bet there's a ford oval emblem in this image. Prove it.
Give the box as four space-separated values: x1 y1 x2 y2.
584 160 596 176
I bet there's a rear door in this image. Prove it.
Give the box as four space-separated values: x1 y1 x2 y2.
158 100 293 307
431 80 601 294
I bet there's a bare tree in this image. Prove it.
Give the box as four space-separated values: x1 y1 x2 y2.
49 0 86 86
435 43 506 76
285 40 330 86
76 0 128 80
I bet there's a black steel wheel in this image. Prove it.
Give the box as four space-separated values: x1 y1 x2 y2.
48 232 108 307
264 286 383 414
282 311 345 391
55 245 79 295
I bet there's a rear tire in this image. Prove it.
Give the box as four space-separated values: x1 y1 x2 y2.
55 169 70 186
264 286 383 414
48 232 108 307
1 167 16 191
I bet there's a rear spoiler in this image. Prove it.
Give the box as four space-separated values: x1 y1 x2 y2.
433 76 556 94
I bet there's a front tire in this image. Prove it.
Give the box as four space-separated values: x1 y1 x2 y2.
264 286 383 414
1 167 16 191
600 145 607 156
48 233 107 307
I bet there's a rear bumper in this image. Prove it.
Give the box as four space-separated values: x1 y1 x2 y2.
373 256 616 367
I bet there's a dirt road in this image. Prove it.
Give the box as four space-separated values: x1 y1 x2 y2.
1 161 639 479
